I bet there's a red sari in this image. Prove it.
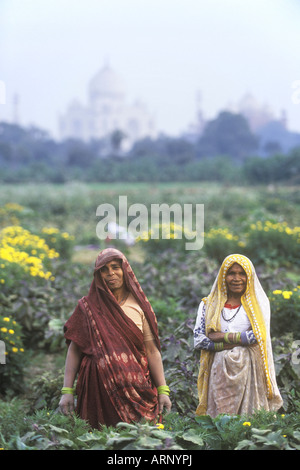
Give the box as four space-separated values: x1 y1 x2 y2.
64 248 160 429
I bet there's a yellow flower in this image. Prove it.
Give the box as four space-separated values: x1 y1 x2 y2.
282 291 293 299
8 329 14 335
3 317 10 322
12 347 18 353
1 327 7 333
156 423 164 430
0 225 59 280
242 422 251 427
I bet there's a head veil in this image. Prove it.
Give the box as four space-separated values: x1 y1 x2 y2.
196 254 282 415
88 247 160 350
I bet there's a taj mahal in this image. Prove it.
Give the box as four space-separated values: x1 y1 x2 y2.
59 63 289 153
59 63 157 149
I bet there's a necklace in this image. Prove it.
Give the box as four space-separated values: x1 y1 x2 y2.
118 292 129 306
221 304 241 323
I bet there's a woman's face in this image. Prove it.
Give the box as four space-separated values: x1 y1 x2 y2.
99 259 124 291
225 262 247 297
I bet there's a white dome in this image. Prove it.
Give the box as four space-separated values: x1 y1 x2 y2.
239 93 259 112
89 64 126 100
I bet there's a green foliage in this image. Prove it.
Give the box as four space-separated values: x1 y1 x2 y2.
197 111 258 160
270 288 300 337
1 404 300 450
0 181 300 450
1 122 300 184
27 370 65 412
202 227 243 263
0 313 27 395
245 221 300 267
39 227 75 260
272 334 300 413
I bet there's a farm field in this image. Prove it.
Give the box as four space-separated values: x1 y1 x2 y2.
0 181 300 451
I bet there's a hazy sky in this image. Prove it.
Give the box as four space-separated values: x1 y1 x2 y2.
0 0 299 139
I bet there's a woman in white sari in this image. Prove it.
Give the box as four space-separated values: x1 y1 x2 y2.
194 254 282 417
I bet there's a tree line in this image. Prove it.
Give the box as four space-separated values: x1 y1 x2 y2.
0 111 299 184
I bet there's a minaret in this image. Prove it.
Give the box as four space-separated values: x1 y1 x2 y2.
195 90 205 135
280 109 287 129
13 93 20 125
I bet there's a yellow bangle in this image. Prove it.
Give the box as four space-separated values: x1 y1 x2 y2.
157 385 170 396
61 387 75 395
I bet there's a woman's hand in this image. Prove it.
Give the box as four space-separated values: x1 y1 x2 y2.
208 331 241 350
158 394 172 414
59 393 75 415
208 331 224 342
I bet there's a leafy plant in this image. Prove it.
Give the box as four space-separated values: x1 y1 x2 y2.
270 287 300 337
0 313 26 395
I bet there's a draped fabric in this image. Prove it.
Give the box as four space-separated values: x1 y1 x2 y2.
196 254 283 416
206 345 270 417
64 248 160 429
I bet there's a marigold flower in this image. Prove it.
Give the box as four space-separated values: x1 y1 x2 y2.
242 422 251 427
155 423 164 429
282 291 293 299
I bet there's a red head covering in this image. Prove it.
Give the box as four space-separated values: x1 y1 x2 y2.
89 247 160 350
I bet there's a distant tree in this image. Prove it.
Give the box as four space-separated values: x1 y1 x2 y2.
110 129 127 153
129 135 195 164
66 143 96 168
263 140 282 156
0 142 12 163
196 111 258 161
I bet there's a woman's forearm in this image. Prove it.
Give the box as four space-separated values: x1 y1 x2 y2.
147 349 166 387
145 341 166 387
63 341 82 388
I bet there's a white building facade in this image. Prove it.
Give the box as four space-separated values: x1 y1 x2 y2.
59 64 156 149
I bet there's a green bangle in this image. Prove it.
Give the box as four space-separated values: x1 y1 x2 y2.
224 332 230 343
157 385 170 396
214 342 224 351
235 332 241 343
61 387 75 395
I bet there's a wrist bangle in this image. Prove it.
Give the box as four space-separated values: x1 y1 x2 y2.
61 387 75 395
224 332 230 343
214 342 223 351
157 385 170 396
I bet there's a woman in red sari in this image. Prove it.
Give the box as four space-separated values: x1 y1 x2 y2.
59 248 171 429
